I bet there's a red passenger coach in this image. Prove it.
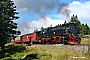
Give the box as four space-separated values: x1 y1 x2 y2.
21 32 39 43
11 31 40 44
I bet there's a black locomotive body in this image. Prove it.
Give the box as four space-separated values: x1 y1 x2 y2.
39 22 79 39
38 22 81 44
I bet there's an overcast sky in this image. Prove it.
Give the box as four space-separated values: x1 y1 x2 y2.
12 0 90 35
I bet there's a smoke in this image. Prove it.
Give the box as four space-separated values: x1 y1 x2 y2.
17 17 65 35
12 0 67 18
12 0 71 35
61 6 71 22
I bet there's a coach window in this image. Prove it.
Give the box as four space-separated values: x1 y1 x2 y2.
27 36 28 38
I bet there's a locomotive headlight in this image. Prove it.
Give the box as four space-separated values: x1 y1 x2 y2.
43 32 45 34
54 32 55 34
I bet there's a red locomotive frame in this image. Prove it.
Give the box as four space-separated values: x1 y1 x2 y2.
11 32 81 45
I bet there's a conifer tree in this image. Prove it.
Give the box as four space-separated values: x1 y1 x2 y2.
70 14 90 37
0 0 21 52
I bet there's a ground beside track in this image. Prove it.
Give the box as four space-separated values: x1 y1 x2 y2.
0 37 90 60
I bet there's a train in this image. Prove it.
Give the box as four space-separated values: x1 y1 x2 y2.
11 22 81 45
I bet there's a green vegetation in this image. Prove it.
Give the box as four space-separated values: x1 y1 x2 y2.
34 29 38 32
0 44 26 60
0 0 21 52
70 14 90 37
81 35 90 45
0 37 90 60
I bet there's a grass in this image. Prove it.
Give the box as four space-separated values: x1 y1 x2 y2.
0 43 26 60
81 37 90 45
0 36 90 60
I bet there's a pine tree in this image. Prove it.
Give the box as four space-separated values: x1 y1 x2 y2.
70 14 81 26
34 29 38 32
85 23 90 35
70 14 90 37
0 0 21 52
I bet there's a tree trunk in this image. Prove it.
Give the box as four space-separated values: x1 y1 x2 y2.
88 45 90 55
1 45 5 52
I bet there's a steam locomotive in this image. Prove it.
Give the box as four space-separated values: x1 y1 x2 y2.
11 22 81 45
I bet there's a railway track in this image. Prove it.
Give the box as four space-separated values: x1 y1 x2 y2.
26 44 89 51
